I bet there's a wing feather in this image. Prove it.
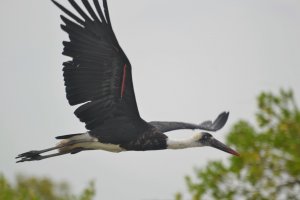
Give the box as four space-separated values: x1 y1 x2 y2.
82 0 101 23
52 0 85 25
52 0 141 130
93 0 107 23
68 0 93 22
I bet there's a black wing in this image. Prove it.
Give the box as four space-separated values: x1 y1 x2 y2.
149 112 229 133
52 0 140 130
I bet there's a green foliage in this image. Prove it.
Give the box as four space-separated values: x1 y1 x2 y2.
0 174 95 200
179 89 300 200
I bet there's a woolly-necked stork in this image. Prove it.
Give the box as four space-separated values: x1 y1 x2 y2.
16 0 239 163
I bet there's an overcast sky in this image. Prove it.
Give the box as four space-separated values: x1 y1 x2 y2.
1 0 300 199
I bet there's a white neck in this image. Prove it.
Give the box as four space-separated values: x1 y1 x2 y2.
166 133 203 149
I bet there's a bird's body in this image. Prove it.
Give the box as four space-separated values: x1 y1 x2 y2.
16 0 239 163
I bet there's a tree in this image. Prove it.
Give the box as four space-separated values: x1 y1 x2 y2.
0 173 95 200
178 89 300 200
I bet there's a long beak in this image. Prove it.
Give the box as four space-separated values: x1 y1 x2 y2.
209 138 240 156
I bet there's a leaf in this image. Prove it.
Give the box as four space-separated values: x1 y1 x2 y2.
180 89 300 200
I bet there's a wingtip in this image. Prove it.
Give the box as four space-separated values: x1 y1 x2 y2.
225 111 230 118
222 111 230 116
221 111 230 120
51 0 59 6
211 111 230 131
51 0 65 12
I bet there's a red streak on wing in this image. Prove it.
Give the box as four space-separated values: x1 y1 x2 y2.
121 64 127 98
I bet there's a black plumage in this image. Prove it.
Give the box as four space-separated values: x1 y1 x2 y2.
16 0 239 163
54 0 159 148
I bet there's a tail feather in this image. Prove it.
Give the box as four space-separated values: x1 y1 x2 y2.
55 133 84 139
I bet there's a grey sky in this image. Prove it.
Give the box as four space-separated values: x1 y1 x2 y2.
1 0 300 199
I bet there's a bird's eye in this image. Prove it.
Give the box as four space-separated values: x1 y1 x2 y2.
202 133 212 140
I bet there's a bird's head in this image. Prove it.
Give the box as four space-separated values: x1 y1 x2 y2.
196 132 240 156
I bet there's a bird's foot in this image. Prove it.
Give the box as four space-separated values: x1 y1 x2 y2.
16 150 43 163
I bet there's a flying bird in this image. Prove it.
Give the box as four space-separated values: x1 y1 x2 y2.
16 0 239 163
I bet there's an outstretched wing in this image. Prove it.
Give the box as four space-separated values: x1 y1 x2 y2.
52 0 140 130
149 112 229 133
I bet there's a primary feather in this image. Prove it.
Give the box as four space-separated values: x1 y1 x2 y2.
52 0 140 131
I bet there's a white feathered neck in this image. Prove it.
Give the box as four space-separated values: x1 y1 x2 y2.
166 132 204 149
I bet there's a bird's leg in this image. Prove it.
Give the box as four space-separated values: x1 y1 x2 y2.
15 146 60 159
16 151 68 163
16 138 94 163
15 146 62 163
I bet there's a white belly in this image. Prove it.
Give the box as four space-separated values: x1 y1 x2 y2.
57 133 125 153
73 141 125 153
